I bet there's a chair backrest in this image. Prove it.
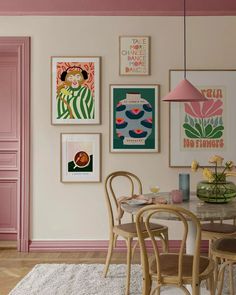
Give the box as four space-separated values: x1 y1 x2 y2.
136 204 202 286
104 171 142 228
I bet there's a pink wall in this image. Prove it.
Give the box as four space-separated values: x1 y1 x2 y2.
0 0 236 16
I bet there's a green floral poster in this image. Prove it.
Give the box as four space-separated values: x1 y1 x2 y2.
169 70 236 167
181 86 225 150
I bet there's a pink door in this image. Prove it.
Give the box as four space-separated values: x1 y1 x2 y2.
0 52 19 241
0 37 30 252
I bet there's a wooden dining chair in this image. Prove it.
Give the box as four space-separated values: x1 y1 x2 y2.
211 237 236 295
201 219 236 256
103 171 169 295
136 204 215 295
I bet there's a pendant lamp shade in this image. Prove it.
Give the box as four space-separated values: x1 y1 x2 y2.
162 0 208 102
162 78 208 102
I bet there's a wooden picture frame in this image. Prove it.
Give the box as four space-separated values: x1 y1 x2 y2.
61 133 101 182
110 84 160 153
51 56 100 125
169 69 236 167
119 36 150 76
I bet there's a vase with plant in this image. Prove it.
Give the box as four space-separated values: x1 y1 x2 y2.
191 155 236 203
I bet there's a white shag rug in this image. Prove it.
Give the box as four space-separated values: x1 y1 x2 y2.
9 264 235 295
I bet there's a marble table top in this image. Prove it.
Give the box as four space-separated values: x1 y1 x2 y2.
122 193 236 221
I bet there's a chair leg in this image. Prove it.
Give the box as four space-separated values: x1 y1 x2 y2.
212 256 220 295
142 276 152 295
125 237 132 295
206 239 213 290
217 262 227 295
156 286 161 295
103 232 115 277
208 272 215 295
229 261 234 295
192 282 200 295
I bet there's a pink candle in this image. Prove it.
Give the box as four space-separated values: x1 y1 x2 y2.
171 190 183 204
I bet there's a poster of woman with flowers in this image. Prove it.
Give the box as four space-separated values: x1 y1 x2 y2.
169 70 236 167
51 56 100 124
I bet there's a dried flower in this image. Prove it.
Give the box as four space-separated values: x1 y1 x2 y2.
208 155 224 166
191 155 236 183
191 160 199 172
202 168 214 182
225 161 234 171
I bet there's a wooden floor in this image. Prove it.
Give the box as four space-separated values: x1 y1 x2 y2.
0 244 140 295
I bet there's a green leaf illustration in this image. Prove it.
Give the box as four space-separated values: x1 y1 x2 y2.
183 123 201 138
185 130 201 138
208 125 224 138
195 123 203 137
209 131 223 138
205 124 213 137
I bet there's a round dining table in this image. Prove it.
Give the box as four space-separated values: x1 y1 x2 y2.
122 193 236 254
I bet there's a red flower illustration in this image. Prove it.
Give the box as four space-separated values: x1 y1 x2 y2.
184 99 223 118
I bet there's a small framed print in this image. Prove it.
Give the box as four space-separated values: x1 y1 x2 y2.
51 56 100 125
110 84 160 153
61 133 101 182
169 69 236 167
119 36 150 76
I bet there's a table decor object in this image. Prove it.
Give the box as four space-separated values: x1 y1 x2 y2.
192 155 236 203
179 173 190 201
171 190 183 204
149 185 160 195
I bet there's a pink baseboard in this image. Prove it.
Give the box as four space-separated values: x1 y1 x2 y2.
29 240 209 253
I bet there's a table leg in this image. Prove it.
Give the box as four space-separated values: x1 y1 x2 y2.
186 221 197 293
186 220 197 254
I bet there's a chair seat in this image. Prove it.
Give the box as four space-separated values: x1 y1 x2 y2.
114 222 166 236
150 254 210 278
212 238 236 254
201 223 236 234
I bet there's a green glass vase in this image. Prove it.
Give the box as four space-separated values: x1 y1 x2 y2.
196 180 236 203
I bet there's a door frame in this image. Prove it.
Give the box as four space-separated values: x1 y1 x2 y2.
0 37 30 252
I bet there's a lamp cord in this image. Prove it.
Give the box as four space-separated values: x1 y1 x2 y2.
184 0 186 79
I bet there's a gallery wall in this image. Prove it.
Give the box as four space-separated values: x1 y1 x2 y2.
0 15 235 242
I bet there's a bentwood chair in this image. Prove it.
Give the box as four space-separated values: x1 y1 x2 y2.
211 237 236 295
201 219 236 252
136 204 215 295
103 171 169 295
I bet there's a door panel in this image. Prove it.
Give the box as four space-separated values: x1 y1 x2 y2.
0 151 17 170
0 53 19 241
0 180 17 231
0 64 18 140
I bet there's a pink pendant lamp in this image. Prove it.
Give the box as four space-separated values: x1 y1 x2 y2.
162 0 207 102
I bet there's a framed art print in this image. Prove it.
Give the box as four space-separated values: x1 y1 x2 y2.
169 70 236 167
61 133 101 182
51 56 100 124
110 85 160 153
119 36 150 76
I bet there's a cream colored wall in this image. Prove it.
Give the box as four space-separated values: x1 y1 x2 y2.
0 16 235 240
